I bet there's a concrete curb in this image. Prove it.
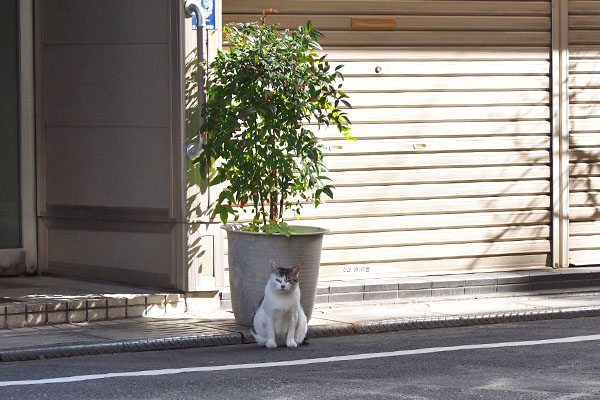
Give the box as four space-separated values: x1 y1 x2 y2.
2 305 600 362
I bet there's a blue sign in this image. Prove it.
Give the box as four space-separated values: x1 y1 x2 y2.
192 0 216 31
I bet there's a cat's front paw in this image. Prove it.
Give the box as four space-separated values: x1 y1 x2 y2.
265 341 277 349
286 340 298 348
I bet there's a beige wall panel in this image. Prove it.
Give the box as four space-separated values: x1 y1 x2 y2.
43 45 169 127
310 196 549 218
570 47 600 59
570 133 600 148
225 1 550 16
342 106 550 124
569 250 600 265
43 0 168 44
570 206 600 221
569 73 600 87
290 210 550 234
570 163 600 178
323 226 550 249
45 127 171 209
570 177 600 192
321 47 550 61
336 60 549 76
317 31 550 47
569 60 600 72
232 195 550 223
570 221 600 235
571 105 600 118
323 136 549 155
570 30 600 45
570 192 600 208
317 121 551 140
569 149 600 162
347 91 550 108
320 240 550 265
324 151 550 170
570 87 600 101
222 225 551 253
328 181 551 202
223 0 553 276
38 0 183 288
342 76 549 92
47 228 174 276
318 254 549 279
225 14 549 32
327 165 550 186
569 1 600 272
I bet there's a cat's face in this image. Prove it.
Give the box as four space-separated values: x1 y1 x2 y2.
269 261 300 292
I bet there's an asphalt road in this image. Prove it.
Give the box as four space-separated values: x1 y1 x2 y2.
1 317 599 399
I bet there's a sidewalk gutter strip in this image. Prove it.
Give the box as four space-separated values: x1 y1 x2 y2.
2 306 599 363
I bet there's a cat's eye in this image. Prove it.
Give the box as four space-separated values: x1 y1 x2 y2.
276 279 282 283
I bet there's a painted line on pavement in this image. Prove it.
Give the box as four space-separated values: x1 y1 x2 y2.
1 334 600 387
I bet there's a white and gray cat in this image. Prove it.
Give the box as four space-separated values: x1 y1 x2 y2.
251 261 308 348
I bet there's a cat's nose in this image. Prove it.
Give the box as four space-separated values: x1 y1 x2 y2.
281 285 286 290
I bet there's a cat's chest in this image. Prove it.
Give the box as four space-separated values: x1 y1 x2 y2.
265 292 299 311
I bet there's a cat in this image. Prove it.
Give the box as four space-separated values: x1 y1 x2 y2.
251 261 308 349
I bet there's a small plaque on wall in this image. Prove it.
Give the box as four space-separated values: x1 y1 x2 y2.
351 17 397 30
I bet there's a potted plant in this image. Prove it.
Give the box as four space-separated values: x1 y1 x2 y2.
195 11 353 325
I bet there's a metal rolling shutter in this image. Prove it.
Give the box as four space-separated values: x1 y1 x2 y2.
568 0 600 265
223 1 552 279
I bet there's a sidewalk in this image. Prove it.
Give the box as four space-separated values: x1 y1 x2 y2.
2 280 600 362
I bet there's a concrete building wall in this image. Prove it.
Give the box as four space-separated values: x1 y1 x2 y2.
35 0 187 289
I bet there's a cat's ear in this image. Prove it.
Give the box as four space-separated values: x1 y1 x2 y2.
291 264 300 278
270 261 279 274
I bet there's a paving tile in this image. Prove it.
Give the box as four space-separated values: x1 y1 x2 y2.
26 303 46 313
363 290 398 301
462 274 498 286
397 289 431 299
68 300 86 310
362 280 399 292
327 282 365 294
107 298 126 307
166 301 186 314
496 283 533 293
87 299 107 308
465 285 497 296
108 307 126 320
6 313 27 328
146 304 167 317
5 304 26 314
88 308 107 321
496 272 530 285
315 294 329 304
68 310 87 323
430 277 466 289
165 294 181 303
146 295 166 305
127 296 146 306
328 292 364 303
316 286 329 295
220 291 231 301
528 271 562 283
27 312 47 326
46 301 67 312
397 278 432 290
432 287 465 297
47 311 67 325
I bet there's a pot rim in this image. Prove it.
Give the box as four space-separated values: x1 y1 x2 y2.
221 223 329 236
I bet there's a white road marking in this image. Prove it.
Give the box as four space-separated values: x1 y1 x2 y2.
1 334 599 387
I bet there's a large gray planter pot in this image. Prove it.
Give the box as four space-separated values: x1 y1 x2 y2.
223 224 328 326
